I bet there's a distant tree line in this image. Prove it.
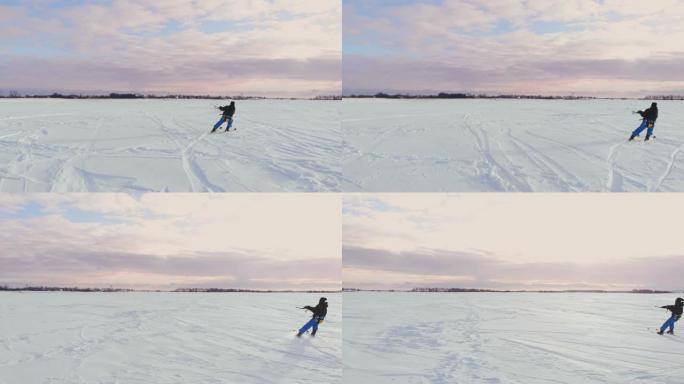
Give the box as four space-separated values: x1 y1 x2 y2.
0 90 341 100
345 92 598 100
0 285 339 293
630 289 674 294
345 92 684 100
0 92 265 100
646 95 684 100
174 288 340 293
313 95 342 100
412 288 675 293
412 287 506 292
342 288 403 292
342 287 677 293
0 285 133 292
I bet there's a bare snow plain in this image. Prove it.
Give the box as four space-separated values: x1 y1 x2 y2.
0 99 341 192
342 99 684 192
0 292 341 384
343 292 684 384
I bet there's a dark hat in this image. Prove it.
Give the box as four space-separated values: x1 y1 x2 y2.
319 297 327 304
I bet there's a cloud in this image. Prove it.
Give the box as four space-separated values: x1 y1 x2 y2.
343 0 684 96
342 194 684 290
1 248 339 288
0 194 341 290
0 1 341 96
343 245 684 291
343 194 684 264
1 56 340 94
343 54 684 95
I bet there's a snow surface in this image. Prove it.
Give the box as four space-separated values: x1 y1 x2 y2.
0 99 341 192
342 99 684 192
0 292 341 384
343 292 684 384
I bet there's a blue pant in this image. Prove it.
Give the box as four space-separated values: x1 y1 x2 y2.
212 116 233 132
298 318 321 334
632 120 654 137
660 315 679 333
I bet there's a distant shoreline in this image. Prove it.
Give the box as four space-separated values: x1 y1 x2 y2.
0 92 341 101
343 92 684 101
343 288 679 294
0 287 341 293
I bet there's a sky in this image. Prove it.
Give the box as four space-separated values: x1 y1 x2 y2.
0 0 341 97
0 193 341 290
344 0 684 97
343 194 684 291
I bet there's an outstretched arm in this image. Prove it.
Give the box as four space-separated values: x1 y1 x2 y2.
661 305 675 311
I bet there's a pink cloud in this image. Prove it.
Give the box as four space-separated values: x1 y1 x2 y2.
0 1 341 96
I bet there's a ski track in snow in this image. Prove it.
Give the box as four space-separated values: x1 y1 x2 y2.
606 140 626 192
649 142 684 192
0 292 341 384
342 99 684 192
344 292 684 384
0 99 341 192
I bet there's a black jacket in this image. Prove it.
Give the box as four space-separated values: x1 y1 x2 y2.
638 104 658 121
661 299 683 317
304 302 328 319
219 102 235 118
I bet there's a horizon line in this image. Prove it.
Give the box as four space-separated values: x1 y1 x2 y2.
0 286 342 293
342 92 684 100
0 93 342 100
343 288 683 294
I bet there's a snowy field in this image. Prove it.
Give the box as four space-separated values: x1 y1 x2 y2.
0 292 341 384
343 292 684 384
0 99 341 192
342 99 684 192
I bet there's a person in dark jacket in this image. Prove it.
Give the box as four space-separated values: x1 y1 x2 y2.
296 297 328 337
657 297 683 335
211 101 236 133
629 102 658 141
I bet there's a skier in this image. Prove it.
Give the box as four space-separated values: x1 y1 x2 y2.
296 297 327 337
211 101 235 133
629 102 658 141
657 297 683 335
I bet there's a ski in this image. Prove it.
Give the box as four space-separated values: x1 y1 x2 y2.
628 136 655 142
